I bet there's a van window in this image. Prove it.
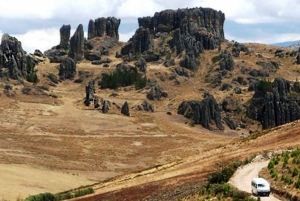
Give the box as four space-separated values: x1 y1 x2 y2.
258 184 265 187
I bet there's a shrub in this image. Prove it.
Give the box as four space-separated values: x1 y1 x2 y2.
257 79 273 93
26 56 39 83
293 80 300 93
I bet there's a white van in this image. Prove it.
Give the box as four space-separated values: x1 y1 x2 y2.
251 177 270 196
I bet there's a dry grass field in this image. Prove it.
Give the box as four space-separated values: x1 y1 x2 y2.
1 41 300 200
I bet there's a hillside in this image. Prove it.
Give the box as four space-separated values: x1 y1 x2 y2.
0 7 300 201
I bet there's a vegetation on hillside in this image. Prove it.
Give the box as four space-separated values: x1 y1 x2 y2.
100 67 147 89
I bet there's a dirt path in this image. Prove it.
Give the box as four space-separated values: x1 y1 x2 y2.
229 160 281 201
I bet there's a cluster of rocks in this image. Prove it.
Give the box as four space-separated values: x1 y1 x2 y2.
247 77 300 129
45 16 121 64
177 92 224 130
121 7 225 72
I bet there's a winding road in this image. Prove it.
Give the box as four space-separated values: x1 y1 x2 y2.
229 160 281 201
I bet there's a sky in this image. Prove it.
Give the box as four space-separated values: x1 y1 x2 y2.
1 0 300 53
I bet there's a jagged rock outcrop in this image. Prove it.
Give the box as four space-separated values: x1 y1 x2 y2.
69 24 84 61
122 7 225 71
0 34 28 79
84 80 95 106
59 25 71 49
58 57 76 80
178 92 224 130
247 77 300 129
138 7 224 42
121 27 154 60
88 17 121 40
121 101 130 116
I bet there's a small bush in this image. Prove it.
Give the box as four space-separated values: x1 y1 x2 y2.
293 81 300 93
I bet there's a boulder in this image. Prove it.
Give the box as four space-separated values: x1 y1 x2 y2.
33 49 44 57
44 49 68 63
59 57 76 80
219 50 234 71
135 57 147 72
84 80 95 106
121 101 130 116
102 100 110 113
147 83 168 100
141 101 154 112
69 24 84 61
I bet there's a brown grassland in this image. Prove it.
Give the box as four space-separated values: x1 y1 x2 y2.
1 41 300 200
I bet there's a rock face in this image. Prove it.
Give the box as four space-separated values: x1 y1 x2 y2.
247 77 300 129
0 34 28 79
178 92 224 130
88 17 121 40
59 25 71 49
58 57 76 80
138 7 225 47
69 24 85 61
121 27 154 60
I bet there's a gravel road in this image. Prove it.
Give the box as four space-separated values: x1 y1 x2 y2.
229 160 281 201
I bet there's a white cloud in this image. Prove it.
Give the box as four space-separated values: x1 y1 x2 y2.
119 31 135 42
13 28 60 53
116 0 163 18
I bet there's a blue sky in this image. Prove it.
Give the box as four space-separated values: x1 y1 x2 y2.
1 0 300 53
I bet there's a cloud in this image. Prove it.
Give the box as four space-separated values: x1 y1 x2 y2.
12 28 60 53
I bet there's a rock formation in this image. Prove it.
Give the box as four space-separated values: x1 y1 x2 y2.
0 34 28 79
84 80 95 106
121 101 130 116
58 57 76 80
147 83 168 101
88 17 121 40
69 24 84 61
121 7 225 71
59 24 71 49
247 77 300 129
178 92 224 130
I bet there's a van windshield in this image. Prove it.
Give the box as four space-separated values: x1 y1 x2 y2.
258 184 265 187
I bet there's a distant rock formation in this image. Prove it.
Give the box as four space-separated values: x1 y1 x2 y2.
88 17 121 40
178 92 224 130
247 77 300 129
0 34 28 79
69 24 84 61
138 7 225 47
58 57 76 80
121 7 225 71
44 24 71 63
59 24 71 49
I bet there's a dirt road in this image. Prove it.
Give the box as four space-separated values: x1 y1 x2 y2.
229 160 281 201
